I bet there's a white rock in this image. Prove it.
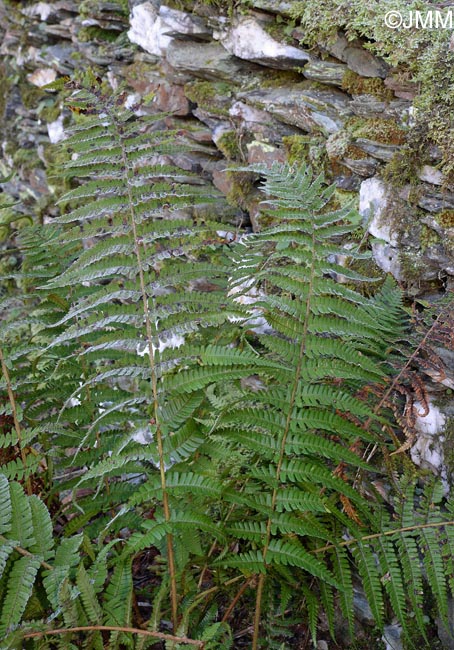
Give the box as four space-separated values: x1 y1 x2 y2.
22 2 53 21
136 334 185 357
359 177 403 279
228 280 273 335
218 16 310 68
371 242 401 280
47 115 65 144
128 3 172 56
132 426 154 444
27 68 57 87
128 3 209 56
418 164 444 186
359 177 398 246
411 399 448 491
414 400 446 436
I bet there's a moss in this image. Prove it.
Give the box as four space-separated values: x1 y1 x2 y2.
20 80 45 110
163 0 237 15
184 80 234 117
282 134 328 174
37 99 61 123
282 134 311 165
216 130 241 160
435 210 454 229
325 130 351 161
0 63 10 119
341 70 394 101
344 144 369 160
262 69 304 88
13 148 41 171
185 81 229 103
79 0 128 17
288 0 454 185
441 417 454 477
225 170 256 210
420 224 441 251
78 26 121 43
383 149 422 188
347 117 407 146
399 251 427 283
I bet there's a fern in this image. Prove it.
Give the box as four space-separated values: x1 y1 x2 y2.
0 474 81 642
3 76 454 650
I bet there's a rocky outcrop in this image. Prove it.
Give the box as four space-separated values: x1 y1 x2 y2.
1 0 452 295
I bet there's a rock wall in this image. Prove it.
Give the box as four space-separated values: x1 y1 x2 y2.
1 0 454 287
0 0 453 488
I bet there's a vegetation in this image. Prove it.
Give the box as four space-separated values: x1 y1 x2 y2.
288 0 454 183
1 80 454 650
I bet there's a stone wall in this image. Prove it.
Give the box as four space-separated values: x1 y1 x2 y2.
0 0 453 494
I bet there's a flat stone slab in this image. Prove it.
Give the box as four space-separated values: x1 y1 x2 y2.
239 82 352 134
166 40 253 81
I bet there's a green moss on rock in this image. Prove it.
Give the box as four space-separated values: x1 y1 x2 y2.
225 169 256 210
347 117 407 146
341 69 394 100
420 224 440 251
288 0 454 184
184 80 233 117
282 134 328 173
216 130 241 159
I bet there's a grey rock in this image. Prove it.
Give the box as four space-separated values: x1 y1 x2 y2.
341 156 378 177
334 174 362 191
218 16 311 69
344 46 389 78
303 59 347 86
314 31 351 61
35 44 78 74
229 101 301 143
399 186 454 213
193 108 229 130
384 74 418 100
382 623 403 650
350 95 411 119
353 587 375 625
249 0 294 15
437 597 454 649
246 140 286 165
418 164 444 186
316 32 388 84
166 40 252 81
355 139 400 162
240 82 352 134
